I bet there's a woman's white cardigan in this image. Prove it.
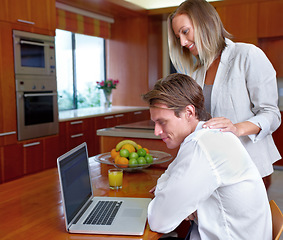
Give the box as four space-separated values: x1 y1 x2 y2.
187 38 281 177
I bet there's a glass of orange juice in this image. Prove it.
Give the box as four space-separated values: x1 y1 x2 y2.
108 169 123 190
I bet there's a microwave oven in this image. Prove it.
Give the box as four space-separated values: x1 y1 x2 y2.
13 30 56 76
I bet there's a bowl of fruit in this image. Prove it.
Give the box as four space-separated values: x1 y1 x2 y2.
94 140 173 172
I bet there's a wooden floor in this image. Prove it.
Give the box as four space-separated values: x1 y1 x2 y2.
268 168 283 240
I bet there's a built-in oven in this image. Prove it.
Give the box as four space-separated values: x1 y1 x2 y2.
13 30 56 76
15 76 58 141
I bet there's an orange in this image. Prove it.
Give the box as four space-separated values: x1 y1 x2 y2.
143 147 149 154
137 144 142 150
111 148 119 159
121 143 136 153
116 157 129 168
114 155 121 164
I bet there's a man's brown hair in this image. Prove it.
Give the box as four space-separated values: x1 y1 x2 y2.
143 73 211 121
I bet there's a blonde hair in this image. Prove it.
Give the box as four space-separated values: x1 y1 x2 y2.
168 0 232 74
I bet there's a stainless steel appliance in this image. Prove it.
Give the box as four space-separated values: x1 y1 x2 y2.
13 30 56 76
13 30 58 141
15 76 58 141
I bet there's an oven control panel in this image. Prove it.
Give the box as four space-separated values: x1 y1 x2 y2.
15 76 57 92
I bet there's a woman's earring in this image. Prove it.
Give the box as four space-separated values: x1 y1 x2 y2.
181 46 183 55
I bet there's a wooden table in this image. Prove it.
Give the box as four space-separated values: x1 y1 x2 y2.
0 159 166 240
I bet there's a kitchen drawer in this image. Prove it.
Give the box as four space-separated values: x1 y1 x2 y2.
67 120 86 135
65 118 95 155
127 110 150 123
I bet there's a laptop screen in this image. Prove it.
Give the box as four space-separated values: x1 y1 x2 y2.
58 144 92 224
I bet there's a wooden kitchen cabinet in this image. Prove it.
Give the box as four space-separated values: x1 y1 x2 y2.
64 118 95 156
93 115 115 155
58 122 67 155
43 135 61 170
93 110 150 155
90 112 127 155
0 154 2 184
58 110 149 159
0 1 8 22
127 110 150 123
114 113 130 125
22 140 44 175
2 0 56 34
1 135 61 183
1 144 24 183
259 38 283 77
258 0 283 38
215 1 258 45
0 23 17 146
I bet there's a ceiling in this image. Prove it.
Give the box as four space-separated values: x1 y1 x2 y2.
123 0 184 9
123 0 218 9
56 0 221 20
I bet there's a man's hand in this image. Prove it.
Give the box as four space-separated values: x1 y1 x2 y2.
185 211 197 221
149 186 156 194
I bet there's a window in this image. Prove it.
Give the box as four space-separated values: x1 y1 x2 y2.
55 29 105 111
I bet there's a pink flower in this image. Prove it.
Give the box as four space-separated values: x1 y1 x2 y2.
96 78 119 90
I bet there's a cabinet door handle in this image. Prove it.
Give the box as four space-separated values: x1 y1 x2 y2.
70 120 83 125
134 111 142 115
104 116 114 120
0 131 16 137
23 142 40 148
17 19 35 25
71 133 84 138
115 114 124 118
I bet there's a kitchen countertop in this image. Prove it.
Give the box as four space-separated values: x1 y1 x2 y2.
59 106 149 121
97 120 160 140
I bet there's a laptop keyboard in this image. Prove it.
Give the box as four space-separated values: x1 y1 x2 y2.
83 200 122 225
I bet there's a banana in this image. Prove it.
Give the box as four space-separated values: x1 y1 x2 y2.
115 140 139 152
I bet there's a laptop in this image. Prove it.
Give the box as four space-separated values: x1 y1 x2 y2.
57 142 151 236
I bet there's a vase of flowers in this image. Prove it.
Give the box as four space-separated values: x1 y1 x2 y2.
96 78 119 108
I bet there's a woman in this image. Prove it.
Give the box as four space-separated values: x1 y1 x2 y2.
167 0 281 188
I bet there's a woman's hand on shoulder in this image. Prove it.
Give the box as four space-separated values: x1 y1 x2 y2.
202 117 240 136
203 117 261 137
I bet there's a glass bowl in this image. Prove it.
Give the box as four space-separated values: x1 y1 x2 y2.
93 150 172 172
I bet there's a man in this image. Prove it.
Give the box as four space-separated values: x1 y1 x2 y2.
142 73 272 240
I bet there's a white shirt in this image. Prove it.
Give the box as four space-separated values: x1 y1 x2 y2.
148 122 272 240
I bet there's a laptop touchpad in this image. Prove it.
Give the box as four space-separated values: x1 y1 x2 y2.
122 208 143 217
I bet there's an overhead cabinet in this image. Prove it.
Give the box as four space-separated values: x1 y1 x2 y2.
1 0 56 34
215 2 258 45
258 0 283 38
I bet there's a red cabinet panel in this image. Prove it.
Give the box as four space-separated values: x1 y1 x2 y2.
2 144 24 182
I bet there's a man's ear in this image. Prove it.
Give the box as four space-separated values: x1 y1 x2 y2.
185 105 196 119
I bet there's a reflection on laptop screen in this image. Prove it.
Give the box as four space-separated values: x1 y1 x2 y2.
59 145 92 224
